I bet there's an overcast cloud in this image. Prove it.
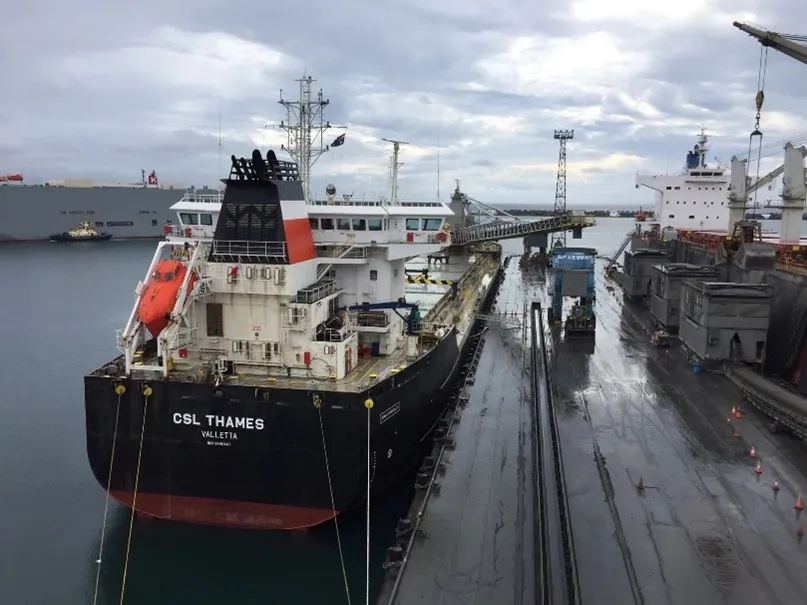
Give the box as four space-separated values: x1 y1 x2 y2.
2 0 806 208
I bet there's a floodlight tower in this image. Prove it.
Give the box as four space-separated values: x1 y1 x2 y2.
551 129 574 249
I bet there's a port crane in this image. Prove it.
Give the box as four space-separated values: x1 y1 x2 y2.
734 22 807 67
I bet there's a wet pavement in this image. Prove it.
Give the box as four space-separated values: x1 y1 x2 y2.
379 259 538 605
378 251 807 605
546 260 807 605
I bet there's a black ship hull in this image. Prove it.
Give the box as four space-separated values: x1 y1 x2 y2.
50 233 113 242
84 264 502 530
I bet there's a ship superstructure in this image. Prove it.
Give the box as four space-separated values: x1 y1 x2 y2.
84 75 502 530
635 129 732 232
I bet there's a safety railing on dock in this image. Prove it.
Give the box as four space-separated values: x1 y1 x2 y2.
531 302 582 605
451 214 595 246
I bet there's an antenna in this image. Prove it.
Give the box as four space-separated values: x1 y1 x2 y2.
275 75 346 202
218 105 223 197
437 125 441 201
381 138 409 205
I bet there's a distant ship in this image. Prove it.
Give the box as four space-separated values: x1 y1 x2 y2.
49 220 113 242
635 128 800 232
0 170 216 242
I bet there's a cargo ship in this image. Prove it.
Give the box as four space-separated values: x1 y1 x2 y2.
83 75 503 530
0 169 215 242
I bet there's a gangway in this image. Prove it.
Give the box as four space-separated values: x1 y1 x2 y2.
451 214 595 246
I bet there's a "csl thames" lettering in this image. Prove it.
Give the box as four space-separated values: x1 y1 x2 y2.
172 413 265 430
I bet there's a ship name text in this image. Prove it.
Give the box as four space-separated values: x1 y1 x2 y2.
172 413 265 430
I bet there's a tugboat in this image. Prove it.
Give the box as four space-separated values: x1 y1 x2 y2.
83 75 503 531
49 220 113 242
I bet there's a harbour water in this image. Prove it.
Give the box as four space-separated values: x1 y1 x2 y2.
0 218 800 605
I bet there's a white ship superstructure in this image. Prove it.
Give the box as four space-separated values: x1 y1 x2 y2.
635 130 731 231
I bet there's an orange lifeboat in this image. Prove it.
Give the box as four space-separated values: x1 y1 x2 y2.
138 259 198 338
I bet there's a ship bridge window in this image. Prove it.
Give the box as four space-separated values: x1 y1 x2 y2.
352 218 367 231
674 186 681 190
320 218 334 230
405 218 420 230
336 218 351 230
200 213 213 226
368 218 383 231
309 218 319 229
422 218 442 231
180 212 199 225
666 186 672 190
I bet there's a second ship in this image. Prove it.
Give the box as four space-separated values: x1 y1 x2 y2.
83 75 503 530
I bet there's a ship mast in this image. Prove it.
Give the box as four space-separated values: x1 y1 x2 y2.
381 138 409 205
277 75 344 202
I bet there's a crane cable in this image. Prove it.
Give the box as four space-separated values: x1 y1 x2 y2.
118 386 151 605
746 45 769 212
91 384 126 605
315 395 352 605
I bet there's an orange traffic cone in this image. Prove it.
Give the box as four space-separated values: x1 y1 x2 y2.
731 405 737 417
735 405 743 419
755 461 763 474
796 493 804 511
773 479 781 492
750 445 757 459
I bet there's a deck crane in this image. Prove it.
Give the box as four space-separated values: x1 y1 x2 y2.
734 22 807 67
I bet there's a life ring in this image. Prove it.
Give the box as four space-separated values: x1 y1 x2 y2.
163 224 173 235
185 227 192 238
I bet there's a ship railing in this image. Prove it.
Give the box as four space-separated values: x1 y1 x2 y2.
179 191 223 204
318 328 349 342
308 199 444 208
176 327 198 349
211 240 288 264
197 341 286 367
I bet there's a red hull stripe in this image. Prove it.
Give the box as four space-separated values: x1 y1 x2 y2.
110 490 337 530
283 217 316 263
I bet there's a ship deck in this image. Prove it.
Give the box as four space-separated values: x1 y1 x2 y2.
101 246 501 393
377 255 807 605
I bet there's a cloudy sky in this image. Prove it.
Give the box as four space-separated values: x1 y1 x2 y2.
3 0 806 208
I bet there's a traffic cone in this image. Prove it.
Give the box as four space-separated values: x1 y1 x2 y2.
726 416 732 424
773 479 781 492
735 405 743 419
731 405 737 417
755 461 762 474
796 493 804 511
750 445 757 459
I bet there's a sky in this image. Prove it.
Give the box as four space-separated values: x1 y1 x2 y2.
3 0 807 208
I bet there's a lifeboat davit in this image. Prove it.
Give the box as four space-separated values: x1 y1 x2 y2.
138 259 198 338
